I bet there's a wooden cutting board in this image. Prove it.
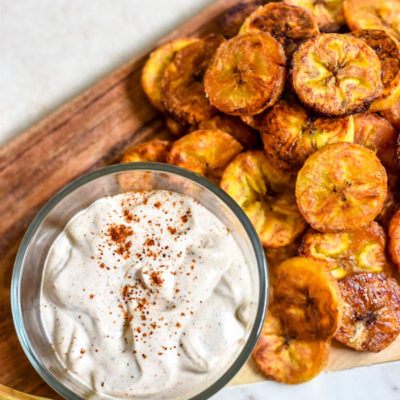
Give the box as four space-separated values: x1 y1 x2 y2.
1 0 399 398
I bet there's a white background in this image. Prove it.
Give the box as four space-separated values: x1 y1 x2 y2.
1 1 400 399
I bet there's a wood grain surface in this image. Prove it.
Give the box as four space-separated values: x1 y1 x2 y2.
1 0 399 398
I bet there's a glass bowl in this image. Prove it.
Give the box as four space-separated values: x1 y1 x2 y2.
11 163 268 400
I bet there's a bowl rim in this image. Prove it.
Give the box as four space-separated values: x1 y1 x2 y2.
11 162 268 400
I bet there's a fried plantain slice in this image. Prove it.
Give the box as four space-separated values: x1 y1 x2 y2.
291 34 383 116
284 0 344 32
197 113 260 148
204 32 286 116
120 140 171 164
239 3 319 58
296 143 387 232
118 140 171 191
389 208 400 272
343 0 400 42
353 112 399 173
261 98 354 174
167 129 243 183
381 96 400 131
335 272 400 352
221 1 263 38
220 150 306 247
377 188 399 230
164 116 188 137
161 34 224 125
299 222 389 280
272 256 343 340
351 29 400 112
240 112 268 131
253 309 330 384
141 38 199 111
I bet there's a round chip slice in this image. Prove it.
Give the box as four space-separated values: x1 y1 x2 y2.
299 222 389 280
351 29 400 112
284 0 345 32
261 98 354 173
220 1 263 38
167 130 243 183
272 257 343 340
353 112 399 173
204 32 286 116
291 34 383 116
343 0 400 42
161 34 224 125
197 113 260 148
141 38 199 111
220 150 306 247
389 208 400 272
239 3 319 58
296 143 387 232
335 272 400 352
253 309 330 384
381 96 400 131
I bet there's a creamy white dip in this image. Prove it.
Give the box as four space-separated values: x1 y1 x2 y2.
40 190 255 399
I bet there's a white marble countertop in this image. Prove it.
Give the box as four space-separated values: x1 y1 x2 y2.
1 1 399 399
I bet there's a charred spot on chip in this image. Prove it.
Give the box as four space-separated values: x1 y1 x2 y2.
239 2 320 58
343 0 400 43
161 34 225 125
284 0 345 32
351 29 400 112
299 222 390 280
296 143 387 232
272 256 343 340
220 1 263 38
335 272 400 352
261 97 354 174
253 308 330 384
204 32 286 116
291 34 383 116
220 150 306 247
167 129 243 184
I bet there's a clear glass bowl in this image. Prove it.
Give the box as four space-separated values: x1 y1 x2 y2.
11 163 268 400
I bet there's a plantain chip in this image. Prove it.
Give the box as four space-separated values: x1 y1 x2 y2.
389 208 400 272
343 0 400 42
381 96 400 131
240 111 268 131
272 256 343 340
161 34 224 125
291 34 383 116
296 143 387 232
335 272 400 352
197 113 260 148
220 1 263 38
377 188 399 231
220 150 306 247
253 308 330 384
284 0 345 32
299 222 390 280
351 29 400 112
120 140 171 164
239 3 319 58
353 112 399 173
142 38 199 111
164 116 188 137
261 98 354 174
204 32 286 116
167 129 243 183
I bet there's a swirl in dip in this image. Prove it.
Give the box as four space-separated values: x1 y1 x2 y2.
40 190 256 399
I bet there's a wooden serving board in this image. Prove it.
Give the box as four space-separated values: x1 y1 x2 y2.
1 0 399 398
